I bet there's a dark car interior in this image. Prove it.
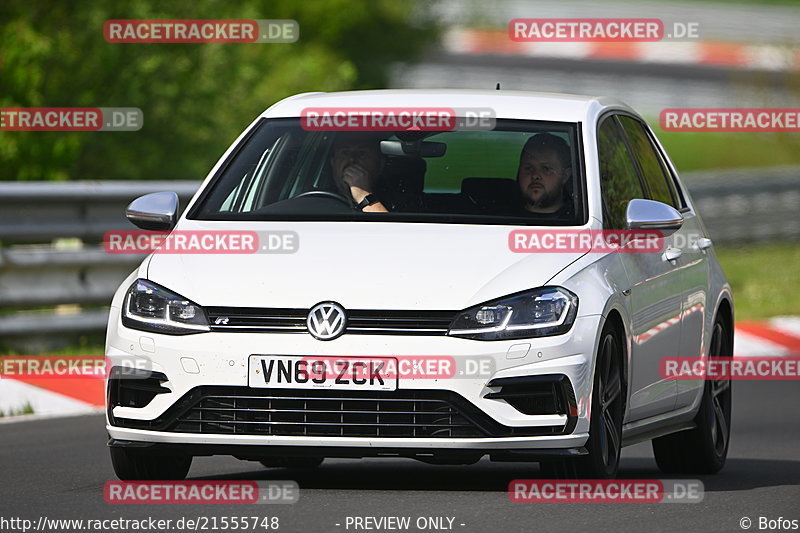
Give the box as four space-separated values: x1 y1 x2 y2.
193 121 583 224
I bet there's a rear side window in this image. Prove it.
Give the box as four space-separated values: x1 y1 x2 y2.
422 129 574 192
597 117 646 229
617 116 679 209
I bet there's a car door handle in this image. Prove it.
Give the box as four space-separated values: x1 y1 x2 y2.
694 237 713 251
662 247 682 262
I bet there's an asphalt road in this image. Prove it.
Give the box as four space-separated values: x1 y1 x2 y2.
0 380 798 533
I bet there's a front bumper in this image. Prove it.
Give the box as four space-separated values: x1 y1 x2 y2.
105 306 601 453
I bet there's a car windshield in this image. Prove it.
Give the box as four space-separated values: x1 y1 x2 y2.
190 118 585 225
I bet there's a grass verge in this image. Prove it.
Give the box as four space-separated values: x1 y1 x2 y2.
716 242 800 320
0 401 35 418
654 130 800 173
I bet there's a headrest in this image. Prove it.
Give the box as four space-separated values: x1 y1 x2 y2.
381 157 426 194
461 177 520 206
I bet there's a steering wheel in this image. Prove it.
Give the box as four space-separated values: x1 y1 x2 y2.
292 190 354 207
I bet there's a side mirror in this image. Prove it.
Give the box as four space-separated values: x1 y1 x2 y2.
625 199 683 236
125 192 179 231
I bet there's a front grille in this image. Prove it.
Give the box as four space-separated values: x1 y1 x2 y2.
206 307 455 336
114 387 568 438
174 390 481 438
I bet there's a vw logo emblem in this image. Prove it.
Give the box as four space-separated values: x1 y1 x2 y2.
306 302 346 340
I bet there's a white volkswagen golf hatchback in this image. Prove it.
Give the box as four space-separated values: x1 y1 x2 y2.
106 89 733 480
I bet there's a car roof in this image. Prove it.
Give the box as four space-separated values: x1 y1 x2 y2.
261 89 635 124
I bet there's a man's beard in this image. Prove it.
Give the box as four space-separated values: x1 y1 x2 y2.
525 186 561 212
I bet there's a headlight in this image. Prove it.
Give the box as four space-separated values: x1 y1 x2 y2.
121 279 209 335
448 287 578 340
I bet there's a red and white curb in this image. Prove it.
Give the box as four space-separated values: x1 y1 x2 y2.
445 28 800 71
1 317 798 421
734 316 800 357
0 375 104 423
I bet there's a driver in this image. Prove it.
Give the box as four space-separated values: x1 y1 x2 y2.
330 133 389 212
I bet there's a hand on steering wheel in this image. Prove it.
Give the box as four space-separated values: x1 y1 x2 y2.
292 190 354 208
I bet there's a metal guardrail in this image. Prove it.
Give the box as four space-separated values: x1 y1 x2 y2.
0 181 198 242
0 181 199 342
683 168 800 242
0 169 798 339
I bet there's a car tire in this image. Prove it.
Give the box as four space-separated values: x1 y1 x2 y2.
541 321 624 479
652 314 732 474
110 447 193 480
259 457 324 469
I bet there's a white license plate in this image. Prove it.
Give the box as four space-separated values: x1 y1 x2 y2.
248 356 398 391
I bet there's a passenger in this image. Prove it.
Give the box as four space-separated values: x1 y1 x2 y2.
516 133 573 217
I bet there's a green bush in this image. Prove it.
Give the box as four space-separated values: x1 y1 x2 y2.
0 0 439 181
